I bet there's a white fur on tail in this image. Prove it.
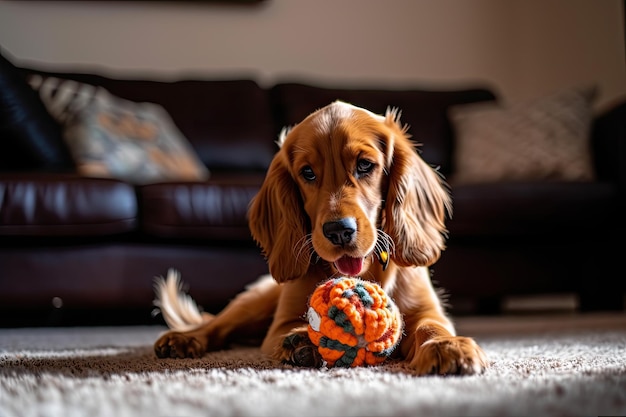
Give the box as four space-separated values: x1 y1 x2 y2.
152 269 211 332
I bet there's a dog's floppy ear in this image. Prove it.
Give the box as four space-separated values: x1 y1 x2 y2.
248 139 310 283
382 108 452 267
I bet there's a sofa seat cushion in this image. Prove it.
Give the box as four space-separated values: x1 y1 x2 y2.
139 172 264 241
0 173 137 236
447 182 619 239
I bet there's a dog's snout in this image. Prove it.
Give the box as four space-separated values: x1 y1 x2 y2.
323 218 357 247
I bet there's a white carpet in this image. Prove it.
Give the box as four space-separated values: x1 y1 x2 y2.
1 313 625 417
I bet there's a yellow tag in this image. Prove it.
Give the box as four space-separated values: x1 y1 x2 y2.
379 250 389 270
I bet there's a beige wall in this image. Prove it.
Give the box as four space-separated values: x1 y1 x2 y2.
0 0 624 111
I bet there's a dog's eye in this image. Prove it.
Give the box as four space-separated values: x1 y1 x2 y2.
300 166 316 182
356 159 375 176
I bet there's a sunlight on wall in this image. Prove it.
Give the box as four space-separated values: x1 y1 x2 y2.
0 0 624 110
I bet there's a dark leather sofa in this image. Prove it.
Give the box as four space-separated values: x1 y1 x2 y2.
1 49 624 327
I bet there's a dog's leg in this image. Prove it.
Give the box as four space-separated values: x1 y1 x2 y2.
260 273 324 367
154 275 281 359
394 267 488 375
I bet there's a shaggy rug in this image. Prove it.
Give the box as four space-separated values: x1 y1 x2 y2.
1 313 625 417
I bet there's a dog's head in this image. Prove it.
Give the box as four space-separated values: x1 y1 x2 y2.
248 100 451 282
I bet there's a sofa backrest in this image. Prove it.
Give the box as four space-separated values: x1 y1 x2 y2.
270 83 497 176
14 63 499 178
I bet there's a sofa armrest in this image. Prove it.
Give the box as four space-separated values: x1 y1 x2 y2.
591 99 626 186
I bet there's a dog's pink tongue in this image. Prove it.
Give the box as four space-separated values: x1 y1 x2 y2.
335 256 363 277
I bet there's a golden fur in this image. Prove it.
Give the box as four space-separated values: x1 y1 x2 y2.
154 101 488 375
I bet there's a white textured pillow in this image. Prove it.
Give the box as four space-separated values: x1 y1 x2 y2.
449 87 597 185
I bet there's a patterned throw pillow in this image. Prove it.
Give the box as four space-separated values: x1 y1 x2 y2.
62 88 210 185
29 76 209 185
448 86 597 185
28 74 99 125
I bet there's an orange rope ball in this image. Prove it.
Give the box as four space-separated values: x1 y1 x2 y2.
307 277 404 367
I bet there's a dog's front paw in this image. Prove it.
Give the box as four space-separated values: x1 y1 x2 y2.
280 332 324 368
409 336 488 376
154 331 206 359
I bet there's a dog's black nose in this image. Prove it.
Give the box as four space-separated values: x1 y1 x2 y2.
323 218 357 247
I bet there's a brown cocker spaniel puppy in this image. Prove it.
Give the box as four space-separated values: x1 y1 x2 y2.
154 100 488 375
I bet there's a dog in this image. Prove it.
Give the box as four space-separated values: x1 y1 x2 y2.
153 100 488 375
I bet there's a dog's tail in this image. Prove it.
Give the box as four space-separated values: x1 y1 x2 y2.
152 269 214 332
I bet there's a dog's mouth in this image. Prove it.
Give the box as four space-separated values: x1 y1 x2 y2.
334 255 364 277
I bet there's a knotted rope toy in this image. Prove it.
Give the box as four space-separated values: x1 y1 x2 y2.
306 277 403 367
